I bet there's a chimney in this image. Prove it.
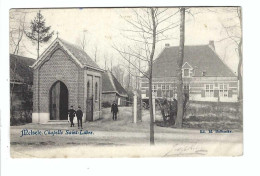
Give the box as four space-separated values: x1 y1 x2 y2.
209 40 215 50
165 43 170 47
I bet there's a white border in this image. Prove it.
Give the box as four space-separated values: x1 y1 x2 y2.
1 1 260 176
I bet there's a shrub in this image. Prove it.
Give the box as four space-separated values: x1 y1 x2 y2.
10 110 32 126
102 101 111 108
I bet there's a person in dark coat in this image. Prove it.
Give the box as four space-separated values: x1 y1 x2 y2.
76 106 83 129
111 101 119 120
68 106 76 127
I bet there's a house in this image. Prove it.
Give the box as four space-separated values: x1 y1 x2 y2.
31 38 103 124
140 41 238 103
102 71 128 106
10 54 35 117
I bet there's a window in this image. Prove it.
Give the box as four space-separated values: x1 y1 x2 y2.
219 84 228 97
184 69 190 77
182 68 192 77
162 85 165 90
152 84 157 91
95 82 98 101
87 81 90 98
183 84 189 91
205 84 214 97
152 84 157 97
166 84 169 90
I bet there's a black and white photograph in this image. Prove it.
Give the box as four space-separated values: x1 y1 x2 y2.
8 7 243 158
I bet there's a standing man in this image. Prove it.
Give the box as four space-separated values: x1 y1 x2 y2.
68 106 76 127
111 101 119 120
76 106 83 129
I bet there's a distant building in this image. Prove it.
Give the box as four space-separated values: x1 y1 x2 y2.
10 54 35 117
102 71 128 106
140 41 238 102
31 38 103 123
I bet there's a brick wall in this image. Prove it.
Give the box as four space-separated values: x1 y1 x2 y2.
140 77 238 102
33 46 84 114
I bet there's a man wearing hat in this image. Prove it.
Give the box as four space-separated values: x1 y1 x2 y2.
76 106 83 129
68 105 76 127
111 101 119 120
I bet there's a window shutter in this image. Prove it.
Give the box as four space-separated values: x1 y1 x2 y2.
228 90 233 97
201 90 205 97
146 89 149 97
157 89 162 97
214 90 219 97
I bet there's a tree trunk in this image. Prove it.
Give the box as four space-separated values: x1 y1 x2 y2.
148 75 154 145
149 8 157 145
175 7 185 128
237 7 243 119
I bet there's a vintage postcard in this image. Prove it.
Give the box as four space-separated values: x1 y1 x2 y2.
9 7 243 158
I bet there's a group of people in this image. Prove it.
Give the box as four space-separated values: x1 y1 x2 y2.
67 101 119 128
68 106 83 129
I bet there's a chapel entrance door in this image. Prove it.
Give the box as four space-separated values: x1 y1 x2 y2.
50 81 68 120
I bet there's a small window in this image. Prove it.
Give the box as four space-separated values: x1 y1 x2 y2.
152 84 157 93
202 71 206 76
184 69 190 77
184 84 189 90
87 81 90 98
162 85 166 90
205 84 214 97
95 82 98 101
219 84 228 97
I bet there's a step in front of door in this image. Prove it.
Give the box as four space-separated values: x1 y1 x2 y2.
43 120 69 125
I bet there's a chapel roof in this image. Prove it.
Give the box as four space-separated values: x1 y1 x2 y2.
31 38 102 71
59 39 100 69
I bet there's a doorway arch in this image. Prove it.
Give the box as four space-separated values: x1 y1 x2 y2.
49 81 68 120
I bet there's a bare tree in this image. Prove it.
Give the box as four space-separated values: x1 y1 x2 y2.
77 30 89 52
214 7 243 117
112 65 125 86
175 7 185 128
9 10 28 112
113 8 179 145
9 12 26 54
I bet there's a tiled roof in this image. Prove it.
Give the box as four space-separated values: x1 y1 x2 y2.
152 45 236 78
59 39 100 69
102 71 127 97
10 54 35 84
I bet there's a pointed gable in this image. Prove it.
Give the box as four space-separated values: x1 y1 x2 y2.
182 62 193 69
31 38 101 71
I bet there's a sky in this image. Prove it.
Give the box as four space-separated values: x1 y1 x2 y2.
9 7 241 73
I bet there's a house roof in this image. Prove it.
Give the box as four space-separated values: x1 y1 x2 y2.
152 45 236 78
32 38 102 71
10 54 35 84
102 71 128 97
